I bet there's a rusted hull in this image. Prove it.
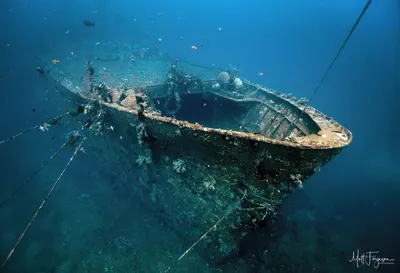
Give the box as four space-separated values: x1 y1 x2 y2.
73 98 341 260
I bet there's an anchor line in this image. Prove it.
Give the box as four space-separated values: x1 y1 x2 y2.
0 141 69 209
0 126 39 145
0 137 86 272
286 0 372 138
164 210 230 273
396 19 400 97
0 107 103 209
0 112 69 145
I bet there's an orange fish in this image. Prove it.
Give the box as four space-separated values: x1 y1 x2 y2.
52 59 60 64
191 45 198 50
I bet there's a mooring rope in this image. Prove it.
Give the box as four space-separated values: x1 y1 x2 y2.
164 211 230 273
0 137 86 272
396 20 400 97
0 140 69 209
286 0 372 138
0 112 69 145
0 104 102 210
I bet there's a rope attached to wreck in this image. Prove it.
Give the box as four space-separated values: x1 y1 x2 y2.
0 141 69 209
163 209 231 273
0 137 86 272
286 0 372 138
0 112 69 145
0 108 103 271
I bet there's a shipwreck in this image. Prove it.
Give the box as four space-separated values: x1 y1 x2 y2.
2 1 376 269
44 44 352 264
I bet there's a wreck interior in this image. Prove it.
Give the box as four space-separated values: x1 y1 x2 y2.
154 92 249 133
151 87 321 140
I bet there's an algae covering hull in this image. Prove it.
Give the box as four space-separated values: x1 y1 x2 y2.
51 59 352 260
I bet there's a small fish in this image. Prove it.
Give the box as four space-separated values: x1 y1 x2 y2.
258 72 264 76
83 20 95 27
52 59 60 64
36 65 44 74
191 45 198 50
